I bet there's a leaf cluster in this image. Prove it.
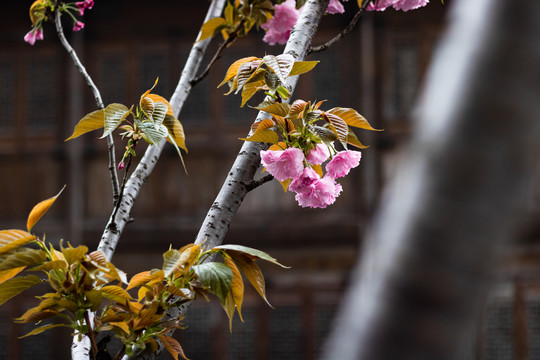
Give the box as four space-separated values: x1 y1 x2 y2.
66 78 187 171
198 0 274 42
244 99 382 151
0 190 287 359
219 54 318 106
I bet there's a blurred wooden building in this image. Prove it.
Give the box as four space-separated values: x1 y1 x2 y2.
3 1 538 359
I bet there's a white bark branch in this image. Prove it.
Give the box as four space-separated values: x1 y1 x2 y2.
96 0 227 261
320 0 540 359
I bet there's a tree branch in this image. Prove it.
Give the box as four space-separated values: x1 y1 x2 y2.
54 6 120 200
308 0 373 55
246 174 274 192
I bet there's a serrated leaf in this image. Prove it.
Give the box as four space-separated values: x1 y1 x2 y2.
147 94 174 116
215 245 288 268
236 61 263 92
0 248 47 271
197 17 228 42
127 270 165 290
223 258 244 331
219 57 260 88
163 115 188 153
138 121 168 145
27 186 65 232
326 107 381 131
158 334 189 360
152 102 169 126
140 96 155 119
225 253 271 306
346 129 369 149
193 262 233 305
324 112 349 147
0 230 36 255
289 100 308 117
19 323 68 338
15 308 59 323
263 54 294 85
289 60 319 76
65 109 105 141
241 79 266 107
254 102 290 117
100 285 134 303
101 103 131 138
61 244 88 265
0 266 25 285
0 275 41 306
241 129 279 144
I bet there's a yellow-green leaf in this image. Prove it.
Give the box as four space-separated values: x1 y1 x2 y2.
219 56 260 88
241 80 266 107
241 129 279 144
0 230 36 255
215 244 288 268
27 186 65 232
0 248 47 271
100 285 134 303
254 102 290 117
0 266 25 285
19 323 68 338
163 115 188 153
0 275 41 306
101 103 131 138
158 334 189 360
28 260 67 272
61 244 88 265
65 109 105 141
86 289 103 311
127 270 164 290
15 308 58 323
197 17 227 42
289 60 319 77
224 258 244 330
326 107 381 131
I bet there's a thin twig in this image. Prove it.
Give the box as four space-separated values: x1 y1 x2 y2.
84 311 98 358
190 20 244 86
54 6 121 199
111 153 134 226
246 174 274 192
308 0 373 55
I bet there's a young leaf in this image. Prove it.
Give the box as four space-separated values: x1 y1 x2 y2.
236 61 263 91
28 259 66 272
101 103 131 138
289 60 319 77
0 266 25 285
65 109 105 141
241 129 279 144
163 115 188 153
254 102 291 117
86 289 103 312
127 270 165 290
219 56 260 88
100 285 134 303
346 128 369 149
15 307 59 323
241 79 266 107
225 253 271 307
326 107 381 131
27 186 65 232
152 102 169 126
0 275 41 306
0 248 47 271
19 323 68 338
0 230 36 255
324 112 350 147
61 244 88 265
192 262 233 305
197 17 228 42
215 245 288 268
289 99 308 117
146 94 174 116
163 249 182 278
224 257 244 330
263 54 294 85
158 334 189 360
138 121 169 145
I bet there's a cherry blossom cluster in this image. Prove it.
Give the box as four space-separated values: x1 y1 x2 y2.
24 0 94 45
260 143 361 208
262 0 429 45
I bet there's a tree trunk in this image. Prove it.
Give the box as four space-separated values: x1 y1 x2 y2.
321 0 540 359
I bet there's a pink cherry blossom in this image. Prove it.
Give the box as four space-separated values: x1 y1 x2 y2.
261 0 299 46
24 28 43 45
260 147 305 181
306 143 330 165
73 21 85 32
325 150 361 179
367 0 429 11
76 0 94 15
295 175 342 208
289 167 320 195
326 0 345 14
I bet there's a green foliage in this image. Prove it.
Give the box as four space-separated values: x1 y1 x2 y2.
0 191 286 360
219 54 319 106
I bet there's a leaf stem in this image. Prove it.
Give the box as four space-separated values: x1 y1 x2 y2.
308 0 373 55
53 5 121 200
